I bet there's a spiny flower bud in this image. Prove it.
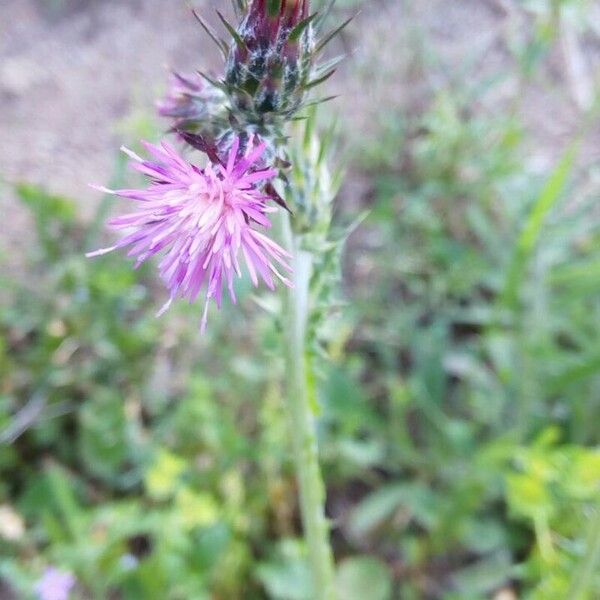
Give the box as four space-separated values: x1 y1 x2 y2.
157 72 226 133
225 0 316 125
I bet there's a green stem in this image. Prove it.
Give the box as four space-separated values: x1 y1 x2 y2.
282 214 336 600
568 501 600 600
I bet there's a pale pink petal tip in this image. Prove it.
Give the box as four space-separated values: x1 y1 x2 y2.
120 146 143 162
155 298 173 318
89 184 115 194
86 247 116 258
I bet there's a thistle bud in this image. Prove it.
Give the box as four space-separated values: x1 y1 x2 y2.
225 0 315 125
157 72 226 132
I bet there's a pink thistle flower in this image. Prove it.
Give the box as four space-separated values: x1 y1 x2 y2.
35 568 76 600
87 137 292 332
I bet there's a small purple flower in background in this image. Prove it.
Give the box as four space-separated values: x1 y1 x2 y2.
87 137 292 332
119 553 139 572
35 568 76 600
157 72 223 127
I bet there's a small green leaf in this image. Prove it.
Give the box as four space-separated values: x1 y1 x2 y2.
350 482 439 538
336 557 392 600
145 450 187 500
452 552 513 596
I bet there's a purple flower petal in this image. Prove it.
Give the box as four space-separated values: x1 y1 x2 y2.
88 136 292 331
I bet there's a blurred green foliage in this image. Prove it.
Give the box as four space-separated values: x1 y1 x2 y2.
2 96 599 597
333 82 600 598
0 183 300 599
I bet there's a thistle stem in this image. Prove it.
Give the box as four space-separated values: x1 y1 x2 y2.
568 500 600 600
282 215 337 600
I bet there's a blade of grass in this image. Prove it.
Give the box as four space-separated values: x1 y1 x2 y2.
500 141 579 311
567 503 600 600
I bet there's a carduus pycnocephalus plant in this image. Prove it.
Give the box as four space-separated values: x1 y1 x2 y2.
89 0 350 329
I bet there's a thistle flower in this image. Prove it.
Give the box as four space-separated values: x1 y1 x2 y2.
157 72 226 131
35 568 76 600
87 137 292 332
224 0 316 123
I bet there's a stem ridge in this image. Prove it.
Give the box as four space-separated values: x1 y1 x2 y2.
283 215 336 600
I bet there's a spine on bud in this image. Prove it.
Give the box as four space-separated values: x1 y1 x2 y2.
225 0 315 127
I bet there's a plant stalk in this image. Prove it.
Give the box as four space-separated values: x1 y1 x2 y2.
568 501 600 600
282 214 336 600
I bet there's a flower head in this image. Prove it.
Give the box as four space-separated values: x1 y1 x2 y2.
88 137 291 332
157 72 225 130
225 0 315 122
35 568 76 600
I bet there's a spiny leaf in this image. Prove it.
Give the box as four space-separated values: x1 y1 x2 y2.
304 68 336 90
289 12 319 42
216 10 247 51
318 121 338 165
192 9 229 57
224 82 256 109
231 0 247 18
315 54 345 75
176 130 223 165
550 258 600 289
301 95 339 110
197 70 228 92
316 15 354 54
302 107 316 147
316 0 337 29
265 182 292 214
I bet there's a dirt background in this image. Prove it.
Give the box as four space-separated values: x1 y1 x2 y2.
1 0 599 247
